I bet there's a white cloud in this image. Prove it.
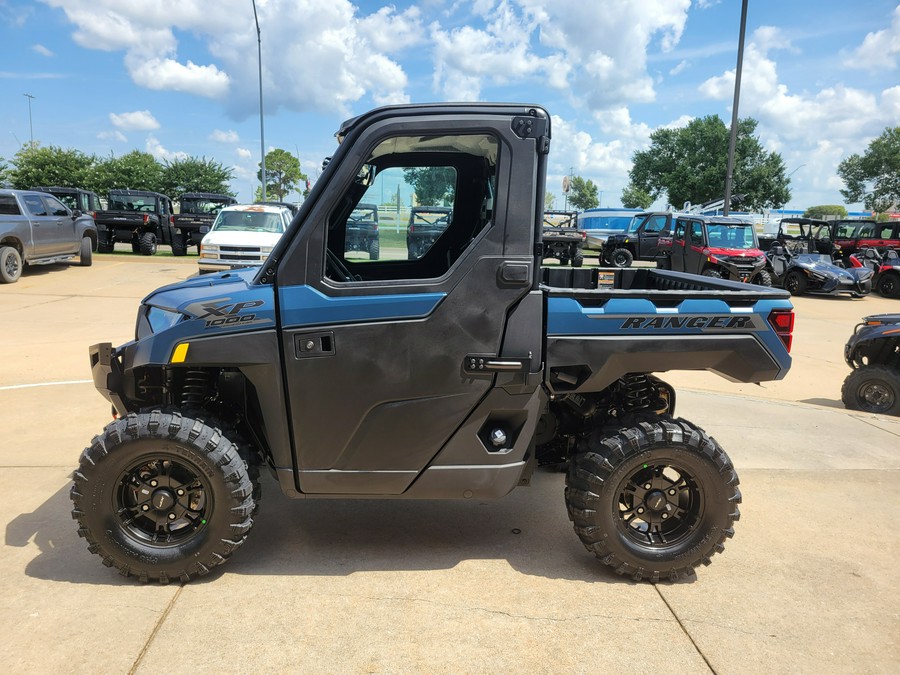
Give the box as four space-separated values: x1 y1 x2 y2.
209 129 239 143
145 136 187 162
699 25 900 208
844 5 900 71
97 130 127 143
669 60 689 76
127 56 229 98
109 110 159 131
31 44 54 57
236 147 252 159
357 6 424 54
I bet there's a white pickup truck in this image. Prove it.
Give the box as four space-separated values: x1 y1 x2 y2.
0 188 97 283
198 203 293 274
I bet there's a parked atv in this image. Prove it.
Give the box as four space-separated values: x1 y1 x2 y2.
766 244 872 297
849 248 900 298
842 314 900 415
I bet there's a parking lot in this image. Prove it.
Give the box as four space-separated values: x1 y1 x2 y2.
1 255 898 674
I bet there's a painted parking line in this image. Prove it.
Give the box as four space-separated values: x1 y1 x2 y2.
0 379 92 391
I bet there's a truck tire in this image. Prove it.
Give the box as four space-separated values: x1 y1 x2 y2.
573 250 584 267
139 232 158 256
71 411 255 583
0 246 23 283
877 272 899 298
784 270 807 296
565 417 740 582
368 239 380 260
841 365 900 416
171 235 188 257
79 236 93 267
610 248 633 268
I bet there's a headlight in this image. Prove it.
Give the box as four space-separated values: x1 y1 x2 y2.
146 306 183 333
201 244 220 253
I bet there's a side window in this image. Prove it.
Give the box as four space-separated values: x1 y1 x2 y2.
674 220 687 241
878 224 894 239
856 224 875 238
645 216 667 233
690 222 704 245
325 133 498 282
43 195 69 216
23 194 48 216
0 195 20 215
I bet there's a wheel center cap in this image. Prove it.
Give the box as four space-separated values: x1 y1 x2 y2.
646 490 667 512
151 489 175 511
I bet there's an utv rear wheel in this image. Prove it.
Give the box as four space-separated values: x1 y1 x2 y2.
368 239 380 260
139 232 158 256
573 250 584 267
71 411 255 583
171 236 188 257
784 270 807 296
98 240 114 253
610 248 633 268
841 366 900 416
565 418 741 582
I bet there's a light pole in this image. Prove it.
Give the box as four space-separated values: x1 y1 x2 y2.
780 164 806 219
723 0 748 217
252 0 266 202
24 93 35 148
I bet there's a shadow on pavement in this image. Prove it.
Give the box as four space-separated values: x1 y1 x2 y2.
6 470 692 587
799 397 845 409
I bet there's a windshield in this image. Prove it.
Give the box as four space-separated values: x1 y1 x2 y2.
705 223 756 249
349 206 377 222
411 209 451 226
52 193 78 210
109 195 157 212
626 216 643 233
181 198 231 215
212 210 285 233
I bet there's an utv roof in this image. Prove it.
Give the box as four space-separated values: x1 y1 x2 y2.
32 186 97 195
779 217 828 226
108 188 169 198
180 192 237 201
336 103 550 142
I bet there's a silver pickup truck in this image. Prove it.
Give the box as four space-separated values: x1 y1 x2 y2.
0 189 97 283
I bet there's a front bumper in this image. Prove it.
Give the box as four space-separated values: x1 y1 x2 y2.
89 342 128 415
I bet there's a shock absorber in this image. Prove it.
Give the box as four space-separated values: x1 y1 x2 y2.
181 369 211 407
621 374 655 411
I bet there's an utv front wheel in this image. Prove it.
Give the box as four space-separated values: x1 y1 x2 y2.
841 366 900 416
566 418 741 582
71 411 255 582
610 248 633 268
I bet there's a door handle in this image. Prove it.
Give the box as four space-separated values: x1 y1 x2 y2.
464 354 530 374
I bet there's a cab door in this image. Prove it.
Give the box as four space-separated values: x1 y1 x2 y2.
20 193 64 257
670 218 689 271
42 195 79 255
274 110 545 495
685 220 707 273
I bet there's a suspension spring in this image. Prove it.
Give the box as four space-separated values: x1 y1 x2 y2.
621 374 655 411
181 369 211 407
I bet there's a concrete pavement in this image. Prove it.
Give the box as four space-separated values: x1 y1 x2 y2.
1 256 898 674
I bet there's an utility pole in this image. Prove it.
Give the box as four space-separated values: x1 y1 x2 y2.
24 94 35 148
723 0 748 217
252 0 266 202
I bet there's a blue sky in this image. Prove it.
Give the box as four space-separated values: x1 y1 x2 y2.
1 0 898 210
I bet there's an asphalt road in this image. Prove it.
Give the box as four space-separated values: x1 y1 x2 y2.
1 255 897 674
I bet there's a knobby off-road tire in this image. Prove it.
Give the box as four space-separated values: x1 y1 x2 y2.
98 240 114 253
841 365 900 416
573 249 584 268
171 235 188 257
754 269 773 287
0 246 23 283
566 417 741 582
368 239 380 261
610 248 633 268
139 232 158 255
702 268 724 279
71 411 255 583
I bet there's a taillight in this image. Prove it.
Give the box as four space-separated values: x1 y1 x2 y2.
143 214 149 224
768 308 794 352
170 215 174 225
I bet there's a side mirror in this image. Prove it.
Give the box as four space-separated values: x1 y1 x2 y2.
200 226 210 234
72 209 83 218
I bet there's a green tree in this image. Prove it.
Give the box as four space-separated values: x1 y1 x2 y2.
161 156 235 201
403 167 455 205
92 151 164 195
621 185 654 209
9 144 96 189
803 204 847 219
626 116 789 211
568 175 599 210
0 159 10 186
544 191 556 210
258 148 306 201
837 126 900 215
